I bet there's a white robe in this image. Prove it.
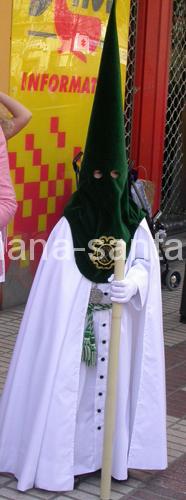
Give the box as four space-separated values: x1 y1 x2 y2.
0 217 167 492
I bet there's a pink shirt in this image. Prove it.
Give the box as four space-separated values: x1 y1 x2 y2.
0 125 17 230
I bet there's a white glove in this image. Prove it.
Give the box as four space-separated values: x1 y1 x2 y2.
108 274 138 303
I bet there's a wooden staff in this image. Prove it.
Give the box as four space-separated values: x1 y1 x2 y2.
100 239 126 500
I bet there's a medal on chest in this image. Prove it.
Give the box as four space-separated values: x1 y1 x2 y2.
89 236 116 270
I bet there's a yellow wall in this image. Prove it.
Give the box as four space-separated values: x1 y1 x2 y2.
8 0 131 247
1 0 131 276
0 1 131 306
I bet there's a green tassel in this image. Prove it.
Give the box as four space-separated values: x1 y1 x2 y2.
82 302 112 368
82 329 97 367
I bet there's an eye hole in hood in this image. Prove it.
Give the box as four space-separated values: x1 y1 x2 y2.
93 170 103 179
110 170 120 179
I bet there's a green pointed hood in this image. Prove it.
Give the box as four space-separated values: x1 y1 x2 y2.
64 0 144 283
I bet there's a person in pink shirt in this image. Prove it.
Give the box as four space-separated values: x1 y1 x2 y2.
0 126 17 282
0 92 32 281
0 126 17 231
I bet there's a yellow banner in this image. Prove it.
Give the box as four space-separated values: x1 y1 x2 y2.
8 0 131 260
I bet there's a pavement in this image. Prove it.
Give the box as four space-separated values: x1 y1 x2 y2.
0 261 186 500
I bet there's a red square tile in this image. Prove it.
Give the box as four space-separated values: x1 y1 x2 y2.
57 132 65 148
8 152 17 169
25 134 34 150
15 168 24 184
50 117 59 133
38 198 47 214
57 163 65 179
40 164 49 181
48 180 56 196
24 182 40 200
33 149 42 166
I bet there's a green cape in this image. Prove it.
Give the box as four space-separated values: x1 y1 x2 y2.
64 0 144 283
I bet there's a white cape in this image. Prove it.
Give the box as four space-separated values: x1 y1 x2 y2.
0 217 167 491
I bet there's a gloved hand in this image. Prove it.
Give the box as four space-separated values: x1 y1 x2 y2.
108 274 138 303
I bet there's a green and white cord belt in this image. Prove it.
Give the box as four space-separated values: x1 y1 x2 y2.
82 303 112 367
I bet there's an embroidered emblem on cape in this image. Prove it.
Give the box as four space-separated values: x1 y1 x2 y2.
89 236 116 270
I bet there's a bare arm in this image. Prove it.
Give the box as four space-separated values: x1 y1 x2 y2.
0 92 32 140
